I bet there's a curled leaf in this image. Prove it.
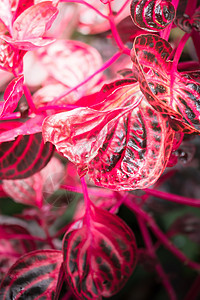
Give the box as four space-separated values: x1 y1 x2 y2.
63 204 137 299
130 0 175 31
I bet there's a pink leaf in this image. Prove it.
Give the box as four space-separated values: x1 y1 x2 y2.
130 0 176 31
0 115 46 143
43 81 174 190
0 39 25 74
42 107 129 168
0 217 37 280
2 157 65 207
0 75 24 117
0 132 54 179
63 203 137 299
0 250 63 299
37 40 103 99
131 34 200 134
0 2 58 50
78 0 130 34
0 0 18 33
100 0 114 3
12 2 58 40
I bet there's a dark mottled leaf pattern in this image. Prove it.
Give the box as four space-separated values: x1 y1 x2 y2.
88 94 174 190
0 132 54 179
131 34 200 133
130 0 175 31
63 204 137 299
43 81 174 190
0 250 63 300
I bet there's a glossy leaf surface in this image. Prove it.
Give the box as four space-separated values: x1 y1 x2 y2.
0 39 25 74
0 75 24 117
0 2 58 50
0 250 63 300
63 204 137 299
0 132 54 179
43 81 174 190
130 0 175 31
131 34 200 133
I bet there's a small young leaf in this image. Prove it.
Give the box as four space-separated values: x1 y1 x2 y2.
0 250 63 299
0 132 54 179
1 2 58 50
63 204 137 299
0 75 24 117
130 0 175 31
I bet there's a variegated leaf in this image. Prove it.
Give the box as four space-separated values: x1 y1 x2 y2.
43 81 174 190
2 157 65 207
63 203 137 299
130 0 175 31
0 75 24 117
0 132 54 179
131 34 200 134
0 250 63 300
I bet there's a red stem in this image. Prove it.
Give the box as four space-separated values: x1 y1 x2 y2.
184 275 200 300
51 52 122 104
23 84 37 114
107 2 130 55
125 197 200 270
144 188 200 207
185 0 198 17
137 217 177 300
60 0 108 19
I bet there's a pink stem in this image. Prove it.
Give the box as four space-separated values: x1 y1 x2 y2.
109 192 127 214
125 197 200 270
107 2 130 55
144 188 200 207
185 0 198 17
51 52 122 104
60 0 108 19
81 176 92 226
137 217 177 300
23 84 37 114
60 184 113 198
170 33 191 106
184 274 200 300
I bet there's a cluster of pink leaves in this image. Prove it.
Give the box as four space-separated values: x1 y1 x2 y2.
0 0 200 299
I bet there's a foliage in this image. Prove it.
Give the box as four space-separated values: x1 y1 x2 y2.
0 0 200 299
